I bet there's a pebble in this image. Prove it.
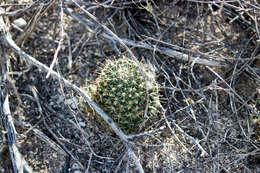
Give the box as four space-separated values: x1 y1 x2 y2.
57 95 65 104
13 18 27 28
65 97 78 109
79 122 86 128
71 163 81 170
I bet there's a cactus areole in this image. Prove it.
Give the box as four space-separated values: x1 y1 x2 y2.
87 58 160 133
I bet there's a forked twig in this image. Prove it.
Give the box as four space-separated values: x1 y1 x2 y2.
0 18 144 173
0 12 32 173
0 88 33 173
16 0 56 45
65 6 229 67
0 1 39 17
46 0 64 78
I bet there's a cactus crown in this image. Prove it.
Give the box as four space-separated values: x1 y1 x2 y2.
87 57 160 134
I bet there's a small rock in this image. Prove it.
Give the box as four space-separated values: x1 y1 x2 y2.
13 18 27 28
71 163 80 170
57 95 65 104
65 97 78 109
49 101 55 106
78 122 86 128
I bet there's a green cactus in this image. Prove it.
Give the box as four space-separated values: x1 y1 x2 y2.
85 58 160 134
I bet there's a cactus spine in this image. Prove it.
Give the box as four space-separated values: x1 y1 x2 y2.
86 58 160 133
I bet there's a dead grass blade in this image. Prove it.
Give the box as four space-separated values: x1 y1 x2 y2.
0 15 144 173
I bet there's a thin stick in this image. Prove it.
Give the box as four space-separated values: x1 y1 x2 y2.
0 90 33 173
0 20 144 173
64 7 229 67
46 0 64 78
0 13 32 173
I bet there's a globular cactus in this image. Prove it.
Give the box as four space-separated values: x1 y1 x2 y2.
86 58 160 134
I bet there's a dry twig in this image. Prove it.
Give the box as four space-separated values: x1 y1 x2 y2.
0 10 32 173
0 15 144 173
64 6 229 67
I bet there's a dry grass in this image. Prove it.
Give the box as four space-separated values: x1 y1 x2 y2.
0 0 260 172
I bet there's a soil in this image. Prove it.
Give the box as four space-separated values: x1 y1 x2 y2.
0 1 260 173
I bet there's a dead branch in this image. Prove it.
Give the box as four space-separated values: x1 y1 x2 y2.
0 14 32 173
0 89 33 173
0 15 144 173
16 0 56 45
64 6 230 67
0 1 39 17
103 33 230 67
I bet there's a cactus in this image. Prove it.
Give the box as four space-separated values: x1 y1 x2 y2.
85 58 160 134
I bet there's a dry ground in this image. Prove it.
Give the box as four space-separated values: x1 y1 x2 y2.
0 0 260 173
